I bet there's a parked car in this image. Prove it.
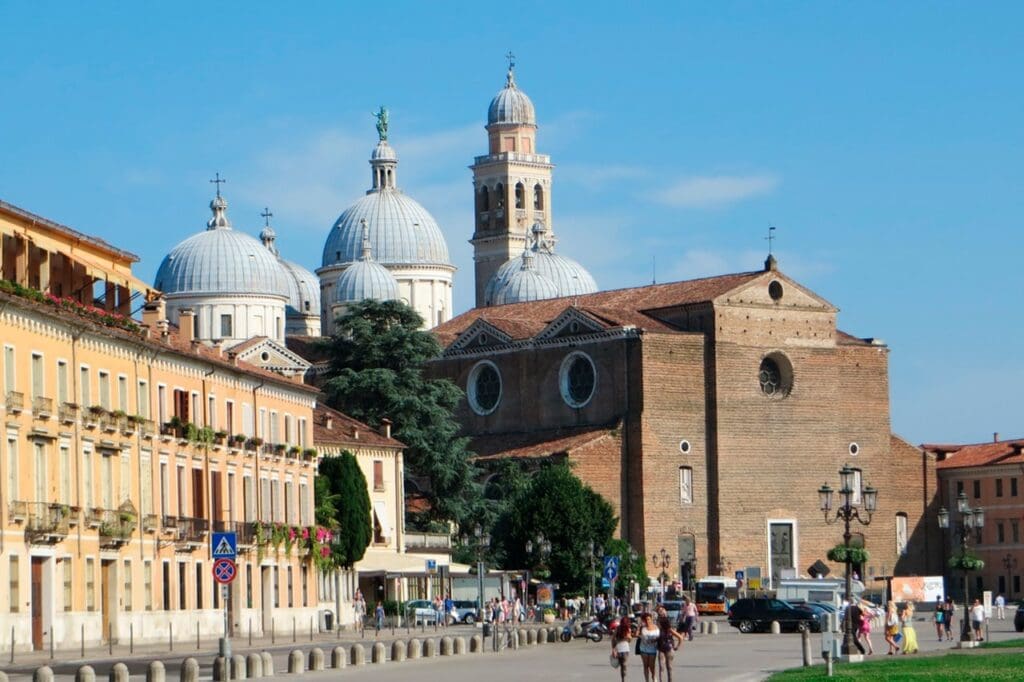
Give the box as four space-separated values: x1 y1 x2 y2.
453 600 479 624
404 599 438 625
1015 602 1024 633
727 598 820 634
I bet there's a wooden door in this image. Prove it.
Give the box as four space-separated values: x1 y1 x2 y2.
210 471 223 530
100 560 113 642
31 558 43 650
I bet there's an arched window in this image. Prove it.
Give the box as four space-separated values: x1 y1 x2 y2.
515 183 525 209
495 183 505 209
896 512 908 556
533 184 544 211
479 186 490 212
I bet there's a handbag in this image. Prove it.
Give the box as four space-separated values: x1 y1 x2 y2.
609 653 620 668
635 636 641 654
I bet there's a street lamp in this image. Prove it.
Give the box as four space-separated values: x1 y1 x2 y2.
652 548 671 603
937 491 985 642
818 463 878 657
583 540 603 614
461 525 490 621
525 533 551 613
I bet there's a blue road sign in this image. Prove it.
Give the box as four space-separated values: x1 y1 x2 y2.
735 570 745 582
602 555 620 583
211 532 237 559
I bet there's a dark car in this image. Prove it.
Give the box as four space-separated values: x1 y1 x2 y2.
1015 602 1024 633
727 598 820 634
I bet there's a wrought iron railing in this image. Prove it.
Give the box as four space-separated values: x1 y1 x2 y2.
24 502 71 542
94 508 137 547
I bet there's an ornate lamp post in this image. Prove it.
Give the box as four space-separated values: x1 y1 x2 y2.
652 548 672 603
818 464 878 657
938 491 985 642
583 540 602 613
461 525 491 621
525 533 551 612
1002 553 1017 598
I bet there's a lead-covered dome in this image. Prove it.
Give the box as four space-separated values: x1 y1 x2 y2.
333 222 399 303
488 65 536 126
321 140 451 267
485 223 597 305
155 195 289 297
492 251 559 305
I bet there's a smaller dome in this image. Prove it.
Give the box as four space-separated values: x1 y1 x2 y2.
334 261 399 303
493 252 559 305
371 140 397 161
488 66 536 126
485 222 597 305
281 259 321 315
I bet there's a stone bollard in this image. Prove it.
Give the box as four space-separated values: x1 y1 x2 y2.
308 647 324 671
34 667 54 682
699 621 707 634
526 629 536 645
535 628 546 645
0 673 8 682
180 658 199 682
245 653 262 679
391 640 406 662
440 636 454 656
469 635 482 653
547 627 558 643
147 663 165 682
110 664 130 682
259 652 273 677
350 642 366 666
770 621 781 635
518 629 528 647
76 666 96 682
212 656 228 682
423 638 437 657
454 636 467 655
709 622 718 635
801 627 812 667
371 642 386 663
331 646 347 669
407 638 422 659
230 654 246 680
287 649 304 674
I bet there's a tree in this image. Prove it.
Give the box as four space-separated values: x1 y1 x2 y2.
493 463 617 593
321 299 481 528
318 451 371 567
603 538 649 598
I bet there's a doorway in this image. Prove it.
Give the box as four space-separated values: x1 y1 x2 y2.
100 559 116 643
768 522 795 589
31 558 44 650
261 565 273 633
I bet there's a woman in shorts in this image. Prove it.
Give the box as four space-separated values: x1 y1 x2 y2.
611 616 633 682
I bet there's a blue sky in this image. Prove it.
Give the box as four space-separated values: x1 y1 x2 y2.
1 2 1021 445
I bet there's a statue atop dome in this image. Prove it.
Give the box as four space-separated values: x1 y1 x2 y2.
373 106 389 141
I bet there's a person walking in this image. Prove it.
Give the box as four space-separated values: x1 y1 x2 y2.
374 601 385 638
933 598 945 641
995 593 1006 620
856 600 874 655
655 609 684 682
942 597 956 641
353 590 366 632
970 599 985 641
637 612 660 682
847 600 867 654
680 598 698 641
900 602 919 654
611 616 633 682
884 601 901 654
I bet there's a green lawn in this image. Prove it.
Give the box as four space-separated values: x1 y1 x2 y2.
766 652 1023 681
978 637 1024 649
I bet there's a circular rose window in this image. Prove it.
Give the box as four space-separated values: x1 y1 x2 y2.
758 353 794 398
467 361 501 415
560 351 597 408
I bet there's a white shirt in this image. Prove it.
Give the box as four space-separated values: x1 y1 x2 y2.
970 604 985 622
995 595 1005 607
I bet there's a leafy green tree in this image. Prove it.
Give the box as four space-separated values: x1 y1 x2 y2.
493 463 616 593
318 451 371 567
603 538 649 598
321 299 481 528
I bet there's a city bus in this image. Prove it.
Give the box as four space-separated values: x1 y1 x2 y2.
695 576 739 615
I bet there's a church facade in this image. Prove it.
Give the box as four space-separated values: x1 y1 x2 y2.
430 257 934 585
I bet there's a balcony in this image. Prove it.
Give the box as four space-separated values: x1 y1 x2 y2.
8 500 27 523
236 521 257 551
99 413 118 433
32 396 53 419
142 513 159 533
5 390 24 413
94 507 137 548
173 516 209 551
404 531 453 553
24 502 70 544
58 402 79 424
139 419 155 439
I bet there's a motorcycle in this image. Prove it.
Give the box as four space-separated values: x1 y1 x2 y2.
559 615 603 643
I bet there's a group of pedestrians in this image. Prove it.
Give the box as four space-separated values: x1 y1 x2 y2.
610 604 686 682
933 596 989 642
845 598 918 655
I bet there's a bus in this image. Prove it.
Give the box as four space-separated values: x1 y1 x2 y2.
695 576 739 615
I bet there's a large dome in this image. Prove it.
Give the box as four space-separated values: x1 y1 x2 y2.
334 260 400 304
321 140 451 267
492 252 559 305
488 66 536 126
485 223 597 305
155 195 289 297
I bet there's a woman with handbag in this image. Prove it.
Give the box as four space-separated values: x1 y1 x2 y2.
884 601 901 655
900 601 919 653
610 616 633 682
637 612 660 682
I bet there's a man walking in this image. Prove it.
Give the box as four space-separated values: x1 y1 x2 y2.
995 593 1006 620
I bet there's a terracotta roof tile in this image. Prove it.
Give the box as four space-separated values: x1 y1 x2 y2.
313 404 404 449
286 335 331 364
434 271 763 347
930 438 1024 469
470 422 619 461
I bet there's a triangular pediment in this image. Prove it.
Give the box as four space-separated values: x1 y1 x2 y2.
713 271 838 312
230 338 311 375
447 319 514 354
536 307 608 341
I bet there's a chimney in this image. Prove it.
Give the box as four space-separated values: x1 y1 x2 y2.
211 339 223 358
1011 443 1023 455
179 308 196 344
324 415 333 431
994 432 1000 443
352 425 359 440
381 417 392 439
142 298 167 337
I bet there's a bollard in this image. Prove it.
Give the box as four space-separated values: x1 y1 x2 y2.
212 656 227 682
710 621 719 635
109 662 130 682
548 627 558 643
170 623 174 653
454 636 467 655
245 653 262 679
770 621 781 635
408 638 422 659
287 649 303 675
699 621 707 634
423 637 437 657
248 620 252 647
801 627 812 667
196 621 200 651
180 657 199 682
469 635 482 653
391 640 406 662
292 618 296 644
440 636 454 656
146 661 165 682
371 642 386 663
271 619 275 645
81 624 85 658
230 654 246 680
259 651 273 677
527 629 536 645
331 646 347 669
350 642 366 666
33 666 54 682
0 672 7 682
517 629 527 647
535 628 546 645
308 647 324 671
76 666 96 682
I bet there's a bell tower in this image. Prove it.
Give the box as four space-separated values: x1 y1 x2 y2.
470 56 554 308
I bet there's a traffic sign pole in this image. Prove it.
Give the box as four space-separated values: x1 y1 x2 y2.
211 530 237 660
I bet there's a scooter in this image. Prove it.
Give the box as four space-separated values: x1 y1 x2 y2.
560 615 603 643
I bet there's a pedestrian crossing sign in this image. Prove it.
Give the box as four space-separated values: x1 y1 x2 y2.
212 532 237 558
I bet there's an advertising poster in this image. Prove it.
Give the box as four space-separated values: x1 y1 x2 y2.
536 583 556 609
891 576 944 603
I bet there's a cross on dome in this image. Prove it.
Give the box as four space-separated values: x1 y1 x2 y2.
210 172 226 198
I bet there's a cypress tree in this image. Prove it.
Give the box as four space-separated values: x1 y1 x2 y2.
318 451 371 567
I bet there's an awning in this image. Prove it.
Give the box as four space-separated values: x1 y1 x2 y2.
355 550 473 578
373 501 392 539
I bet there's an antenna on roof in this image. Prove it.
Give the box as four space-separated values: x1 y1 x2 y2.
766 225 776 255
652 255 656 285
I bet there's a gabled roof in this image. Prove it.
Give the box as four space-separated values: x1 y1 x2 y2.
313 404 404 449
470 422 619 462
929 438 1024 470
434 270 764 347
229 336 311 371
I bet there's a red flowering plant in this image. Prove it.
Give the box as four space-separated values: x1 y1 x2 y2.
303 525 341 572
39 290 142 334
